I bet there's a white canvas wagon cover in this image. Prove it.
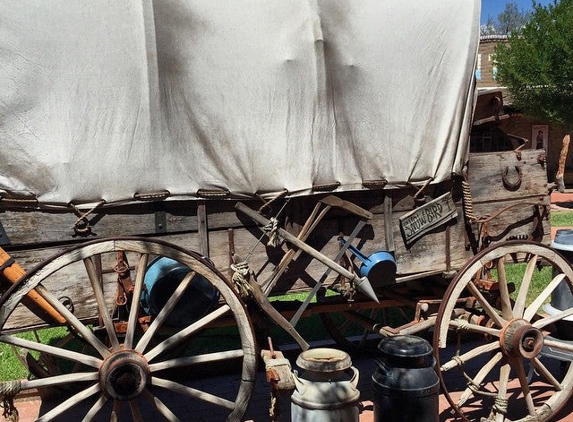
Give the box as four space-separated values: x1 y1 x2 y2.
0 0 480 208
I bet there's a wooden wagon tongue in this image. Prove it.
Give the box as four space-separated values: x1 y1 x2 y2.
235 202 379 303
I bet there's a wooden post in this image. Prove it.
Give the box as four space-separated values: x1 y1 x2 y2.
197 202 209 257
556 134 570 193
0 248 66 324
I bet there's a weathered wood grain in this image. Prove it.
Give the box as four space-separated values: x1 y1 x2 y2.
0 150 551 325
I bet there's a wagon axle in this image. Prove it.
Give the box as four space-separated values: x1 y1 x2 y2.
99 350 150 401
500 318 544 359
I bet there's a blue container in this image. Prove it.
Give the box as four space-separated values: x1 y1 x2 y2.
140 257 219 327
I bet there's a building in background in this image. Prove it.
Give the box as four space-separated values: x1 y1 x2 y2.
473 35 570 185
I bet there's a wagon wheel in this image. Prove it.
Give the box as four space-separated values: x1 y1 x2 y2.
0 237 257 422
434 240 573 422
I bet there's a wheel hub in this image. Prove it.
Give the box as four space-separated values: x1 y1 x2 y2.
99 350 150 401
500 318 544 359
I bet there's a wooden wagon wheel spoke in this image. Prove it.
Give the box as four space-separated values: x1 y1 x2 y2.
440 341 499 372
512 255 539 317
493 362 511 422
434 240 573 422
33 284 111 358
533 357 563 390
129 399 144 422
514 358 536 416
21 372 98 391
152 377 236 410
143 304 231 362
497 259 514 321
141 387 181 422
148 349 244 372
466 279 506 328
37 383 101 422
0 238 257 421
83 256 120 350
82 394 108 422
448 318 502 337
524 274 566 321
457 351 503 408
543 337 573 353
533 308 573 329
135 270 198 354
0 334 101 368
124 253 149 349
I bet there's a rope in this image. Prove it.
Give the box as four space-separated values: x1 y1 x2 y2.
413 178 433 201
231 261 252 298
263 218 281 247
492 396 509 415
258 189 288 214
0 380 21 422
455 318 471 331
69 200 105 236
269 391 278 421
462 179 478 223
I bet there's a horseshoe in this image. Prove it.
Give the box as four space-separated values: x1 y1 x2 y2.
502 166 522 191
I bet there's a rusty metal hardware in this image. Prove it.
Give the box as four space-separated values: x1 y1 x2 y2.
114 252 134 307
502 166 522 191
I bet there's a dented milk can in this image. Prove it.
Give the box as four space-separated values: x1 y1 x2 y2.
291 348 360 422
372 335 439 422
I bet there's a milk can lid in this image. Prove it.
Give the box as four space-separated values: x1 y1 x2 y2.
296 348 352 372
377 335 432 358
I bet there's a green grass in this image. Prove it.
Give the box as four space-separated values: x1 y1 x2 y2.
500 262 553 308
551 209 573 227
0 327 69 381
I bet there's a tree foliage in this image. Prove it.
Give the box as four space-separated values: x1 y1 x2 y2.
495 0 573 129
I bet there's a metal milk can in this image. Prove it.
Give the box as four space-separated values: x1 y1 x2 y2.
291 348 360 422
544 229 573 341
372 335 439 422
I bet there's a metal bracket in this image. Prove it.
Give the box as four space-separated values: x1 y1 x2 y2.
154 204 167 234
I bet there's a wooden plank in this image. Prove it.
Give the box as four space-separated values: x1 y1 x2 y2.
197 202 209 257
467 149 548 203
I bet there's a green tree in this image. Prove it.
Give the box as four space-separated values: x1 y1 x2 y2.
495 0 573 189
495 0 573 126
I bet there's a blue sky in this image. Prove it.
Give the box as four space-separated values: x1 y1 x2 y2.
481 0 554 24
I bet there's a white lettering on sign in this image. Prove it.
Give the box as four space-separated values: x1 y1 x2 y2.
399 193 458 245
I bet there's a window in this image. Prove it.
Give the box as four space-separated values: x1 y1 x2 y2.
470 126 524 152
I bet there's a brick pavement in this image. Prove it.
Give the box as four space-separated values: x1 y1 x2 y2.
12 346 573 421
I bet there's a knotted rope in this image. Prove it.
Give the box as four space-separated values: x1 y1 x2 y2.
0 380 21 422
455 318 471 331
69 200 105 236
263 218 281 248
231 261 252 298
